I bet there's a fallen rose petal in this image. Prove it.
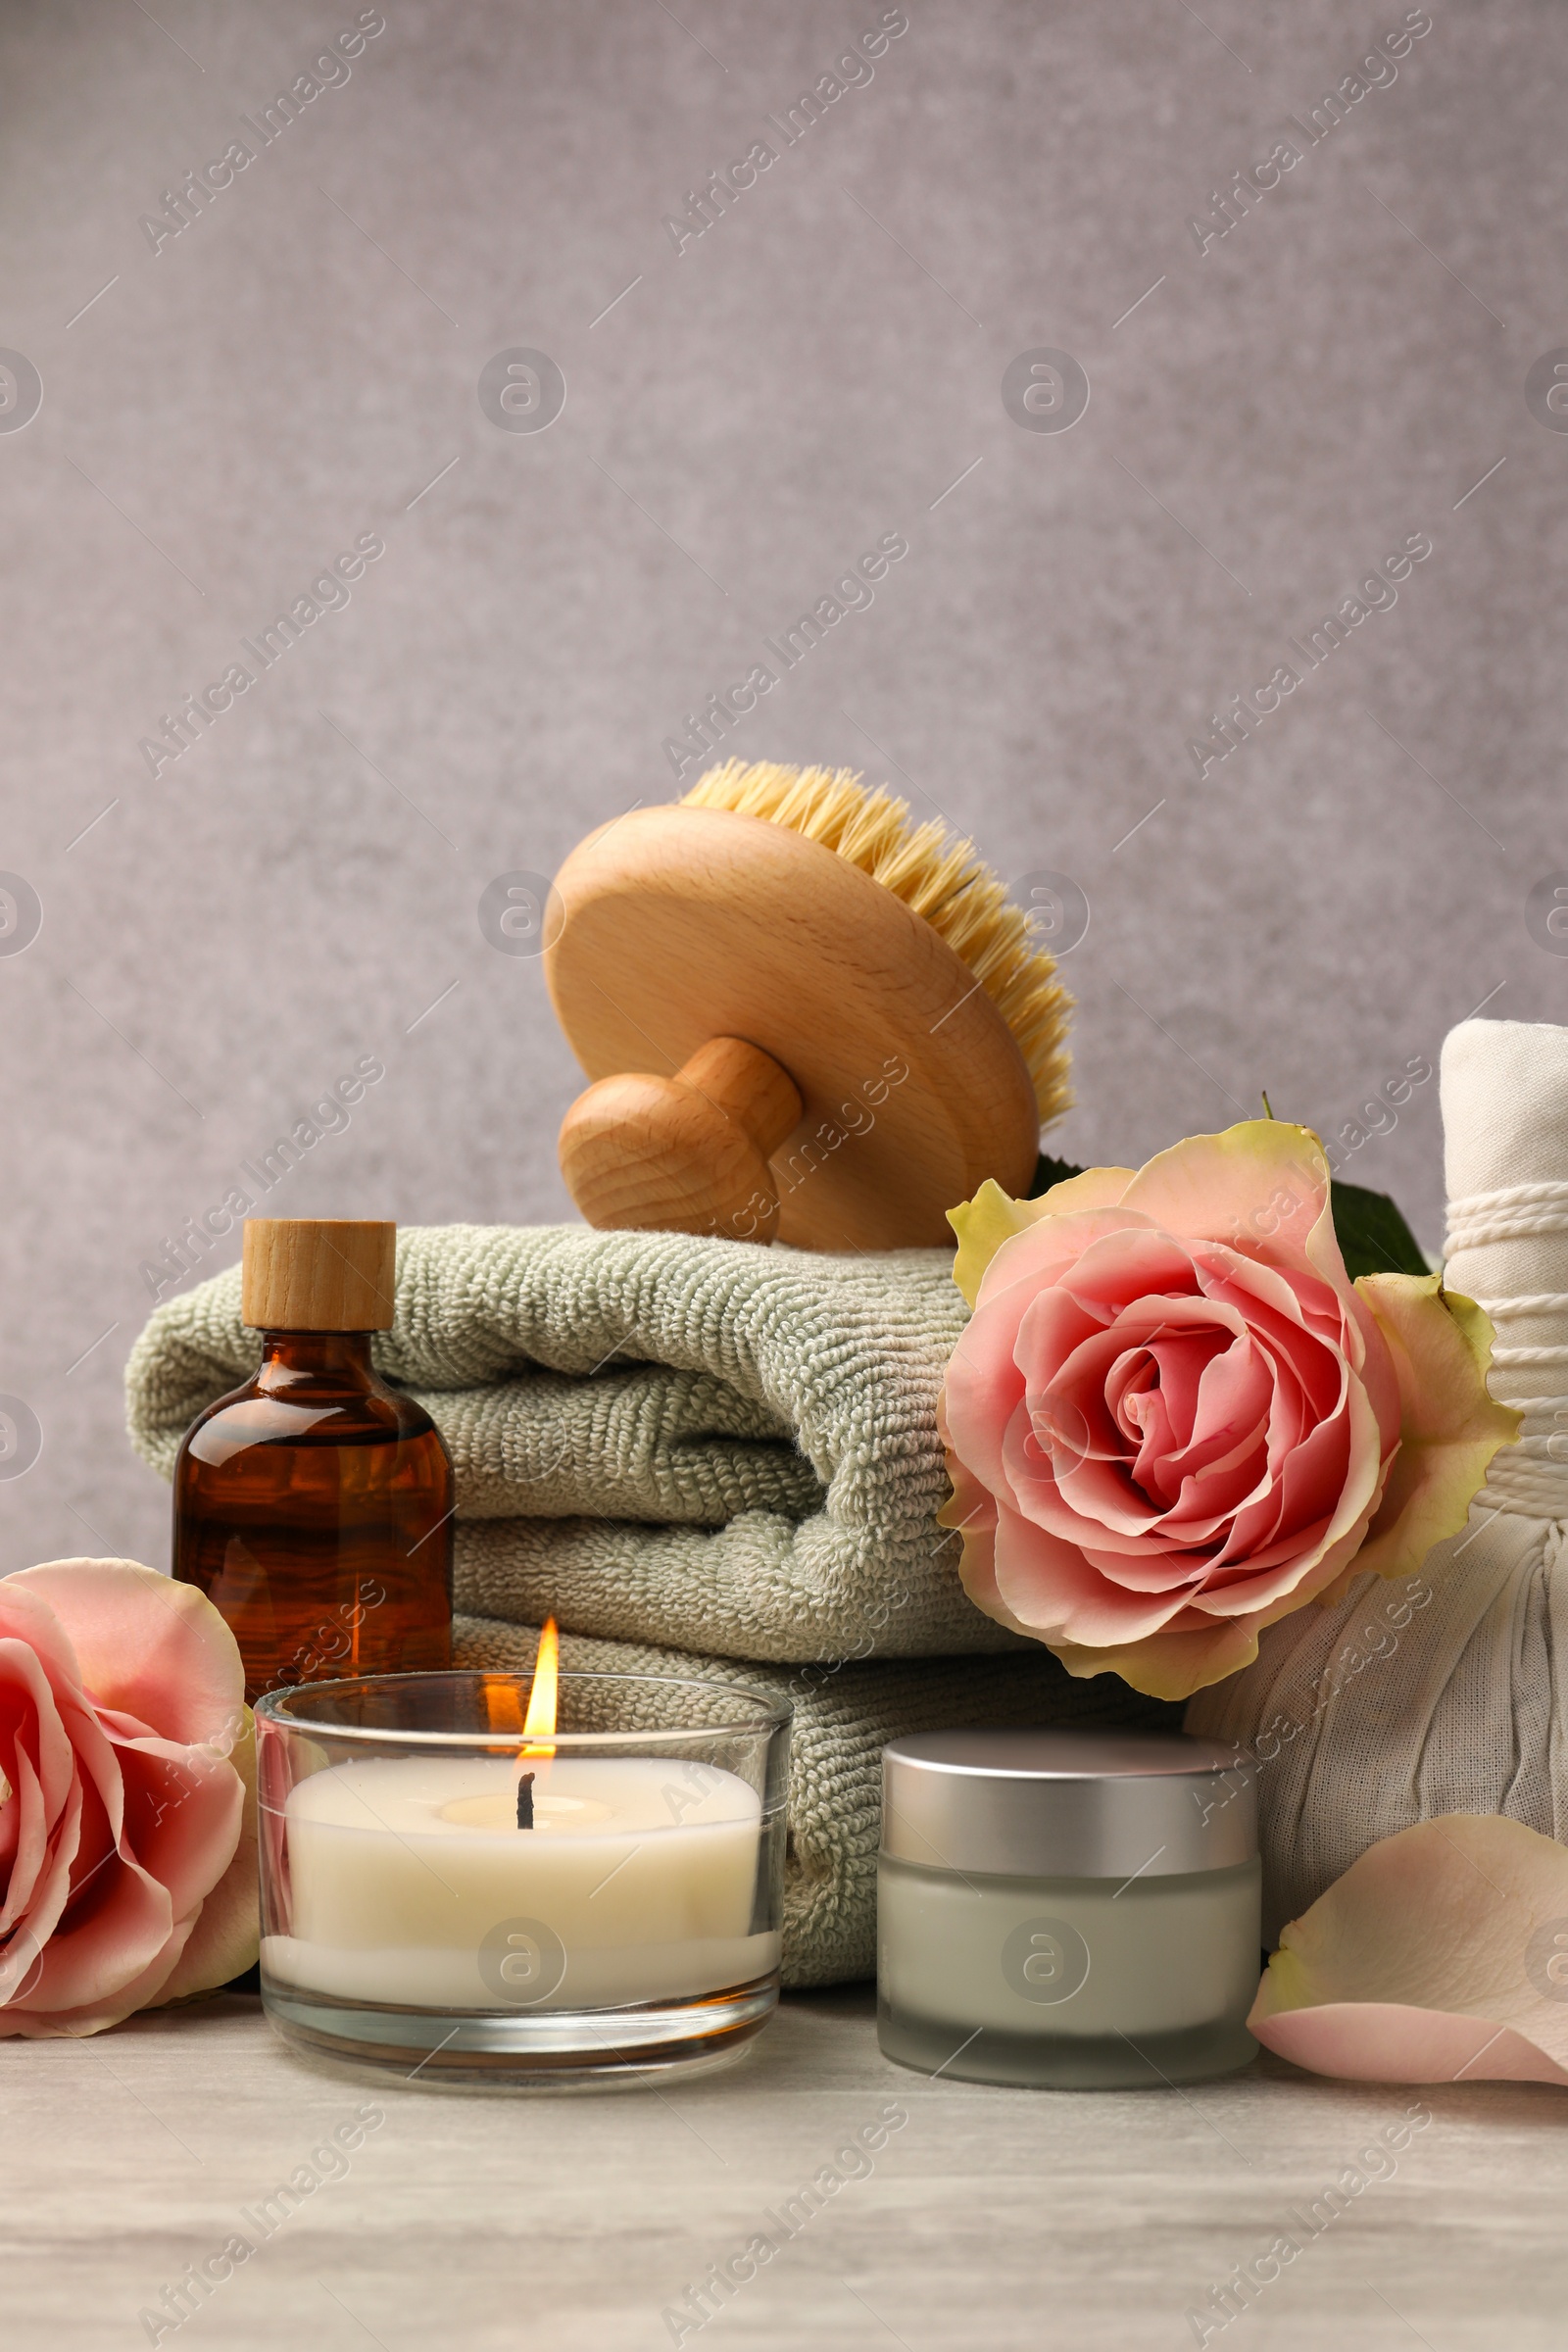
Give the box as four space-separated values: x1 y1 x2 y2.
1255 2003 1568 2087
1249 1814 1568 2084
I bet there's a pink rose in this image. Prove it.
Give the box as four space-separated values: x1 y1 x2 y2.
939 1124 1518 1699
0 1558 256 2036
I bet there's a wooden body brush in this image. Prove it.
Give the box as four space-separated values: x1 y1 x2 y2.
545 760 1072 1251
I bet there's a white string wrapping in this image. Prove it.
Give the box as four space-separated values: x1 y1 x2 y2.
1190 1017 1568 1940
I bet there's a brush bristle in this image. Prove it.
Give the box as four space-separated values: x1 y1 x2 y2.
681 759 1072 1126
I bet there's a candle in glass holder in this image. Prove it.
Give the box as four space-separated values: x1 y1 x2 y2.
255 1637 791 2085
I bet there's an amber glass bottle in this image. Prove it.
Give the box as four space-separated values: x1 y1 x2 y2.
173 1219 453 1705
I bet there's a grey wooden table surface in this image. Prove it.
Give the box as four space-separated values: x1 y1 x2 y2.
3 1987 1564 2352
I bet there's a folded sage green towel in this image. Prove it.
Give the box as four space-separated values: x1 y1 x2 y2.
454 1615 1179 1986
126 1223 1024 1664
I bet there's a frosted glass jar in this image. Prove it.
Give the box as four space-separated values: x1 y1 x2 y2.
878 1730 1259 2089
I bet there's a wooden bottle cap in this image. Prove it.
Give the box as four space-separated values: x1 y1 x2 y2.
241 1219 397 1331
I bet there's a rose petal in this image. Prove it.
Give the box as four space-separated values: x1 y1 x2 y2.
1052 1225 1201 1322
1050 1609 1268 1698
1249 1815 1568 2085
1347 1278 1522 1588
0 1581 88 1691
975 1207 1161 1315
1009 1283 1114 1409
110 1730 246 1933
1256 2005 1568 2087
10 1844 177 2024
936 1391 999 1544
5 1929 204 2040
1120 1121 1331 1270
10 1561 245 1750
1159 1338 1272 1505
941 1298 1032 1507
947 1170 1135 1307
153 1714 258 2005
950 1512 1035 1640
992 1498 1199 1644
0 1638 85 1935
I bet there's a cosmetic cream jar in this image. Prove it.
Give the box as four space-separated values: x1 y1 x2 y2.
877 1729 1259 2088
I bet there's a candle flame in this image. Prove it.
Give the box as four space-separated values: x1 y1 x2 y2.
520 1616 559 1756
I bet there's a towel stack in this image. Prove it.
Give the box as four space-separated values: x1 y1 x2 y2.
127 1224 1174 1984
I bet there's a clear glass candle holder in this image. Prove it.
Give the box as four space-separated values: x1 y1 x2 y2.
255 1671 790 2089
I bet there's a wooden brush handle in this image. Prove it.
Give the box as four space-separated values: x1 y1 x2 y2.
558 1037 805 1244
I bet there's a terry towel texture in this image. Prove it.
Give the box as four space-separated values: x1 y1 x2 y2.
126 1223 1028 1663
454 1615 1177 1986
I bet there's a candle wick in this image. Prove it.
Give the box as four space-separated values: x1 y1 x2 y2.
515 1770 535 1831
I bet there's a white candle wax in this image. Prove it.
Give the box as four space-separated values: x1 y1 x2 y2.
263 1752 777 2011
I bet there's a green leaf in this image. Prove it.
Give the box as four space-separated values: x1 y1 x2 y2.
1028 1152 1085 1199
1330 1177 1429 1280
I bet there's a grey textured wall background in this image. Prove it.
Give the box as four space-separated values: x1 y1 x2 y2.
0 0 1560 1574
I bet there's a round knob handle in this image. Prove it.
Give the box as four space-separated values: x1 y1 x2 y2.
558 1037 805 1244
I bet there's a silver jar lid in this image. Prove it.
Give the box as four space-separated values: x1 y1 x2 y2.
881 1729 1255 1879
